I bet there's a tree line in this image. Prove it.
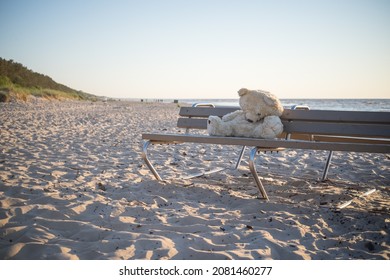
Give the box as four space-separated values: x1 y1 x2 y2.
0 57 75 93
0 57 97 101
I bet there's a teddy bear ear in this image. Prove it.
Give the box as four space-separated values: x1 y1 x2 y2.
263 93 279 106
238 88 249 96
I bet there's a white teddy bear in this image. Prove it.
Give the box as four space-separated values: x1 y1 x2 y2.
207 88 284 139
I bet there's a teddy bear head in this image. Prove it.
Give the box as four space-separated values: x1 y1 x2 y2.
237 88 284 123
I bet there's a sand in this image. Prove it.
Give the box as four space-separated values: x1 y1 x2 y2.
0 100 389 260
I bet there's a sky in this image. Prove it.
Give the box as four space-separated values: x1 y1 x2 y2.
0 0 389 100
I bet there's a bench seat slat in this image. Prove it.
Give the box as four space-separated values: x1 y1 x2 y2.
178 117 390 138
177 118 208 129
283 121 390 138
180 107 390 124
179 107 238 118
312 135 390 145
282 109 390 124
142 133 390 153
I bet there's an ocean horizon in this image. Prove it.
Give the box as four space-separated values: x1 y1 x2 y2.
131 98 390 112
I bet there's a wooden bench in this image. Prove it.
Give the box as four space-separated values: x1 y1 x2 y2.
142 105 390 200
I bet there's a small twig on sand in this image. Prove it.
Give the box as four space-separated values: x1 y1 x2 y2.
337 189 377 210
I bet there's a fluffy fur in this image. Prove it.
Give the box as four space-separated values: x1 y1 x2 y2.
207 88 284 139
238 88 284 122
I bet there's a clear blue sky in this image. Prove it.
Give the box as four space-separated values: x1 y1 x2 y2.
1 0 389 99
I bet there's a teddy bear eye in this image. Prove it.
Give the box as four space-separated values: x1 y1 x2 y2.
257 113 262 116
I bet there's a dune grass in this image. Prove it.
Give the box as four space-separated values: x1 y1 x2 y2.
0 76 98 102
0 58 100 102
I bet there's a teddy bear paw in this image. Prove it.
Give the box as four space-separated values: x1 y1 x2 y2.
261 116 284 138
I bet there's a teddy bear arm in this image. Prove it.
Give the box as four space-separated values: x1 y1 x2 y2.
221 110 243 122
207 116 233 136
261 116 284 138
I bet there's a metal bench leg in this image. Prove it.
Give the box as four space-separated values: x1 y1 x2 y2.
234 146 246 170
141 141 163 181
248 147 269 200
322 150 333 181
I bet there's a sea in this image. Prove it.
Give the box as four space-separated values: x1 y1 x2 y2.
174 98 390 112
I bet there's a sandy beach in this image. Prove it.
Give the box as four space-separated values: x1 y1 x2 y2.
0 100 389 260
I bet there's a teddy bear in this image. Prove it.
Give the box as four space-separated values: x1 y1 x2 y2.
207 88 284 139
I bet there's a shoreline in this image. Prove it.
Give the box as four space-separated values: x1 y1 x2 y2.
0 101 389 259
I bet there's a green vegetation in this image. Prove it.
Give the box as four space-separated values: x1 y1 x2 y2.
0 58 99 102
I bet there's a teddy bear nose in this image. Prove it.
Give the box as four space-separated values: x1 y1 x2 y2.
247 119 253 123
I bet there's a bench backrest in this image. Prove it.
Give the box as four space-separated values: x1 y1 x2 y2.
178 106 390 139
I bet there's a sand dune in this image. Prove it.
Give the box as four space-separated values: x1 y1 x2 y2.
0 100 389 259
